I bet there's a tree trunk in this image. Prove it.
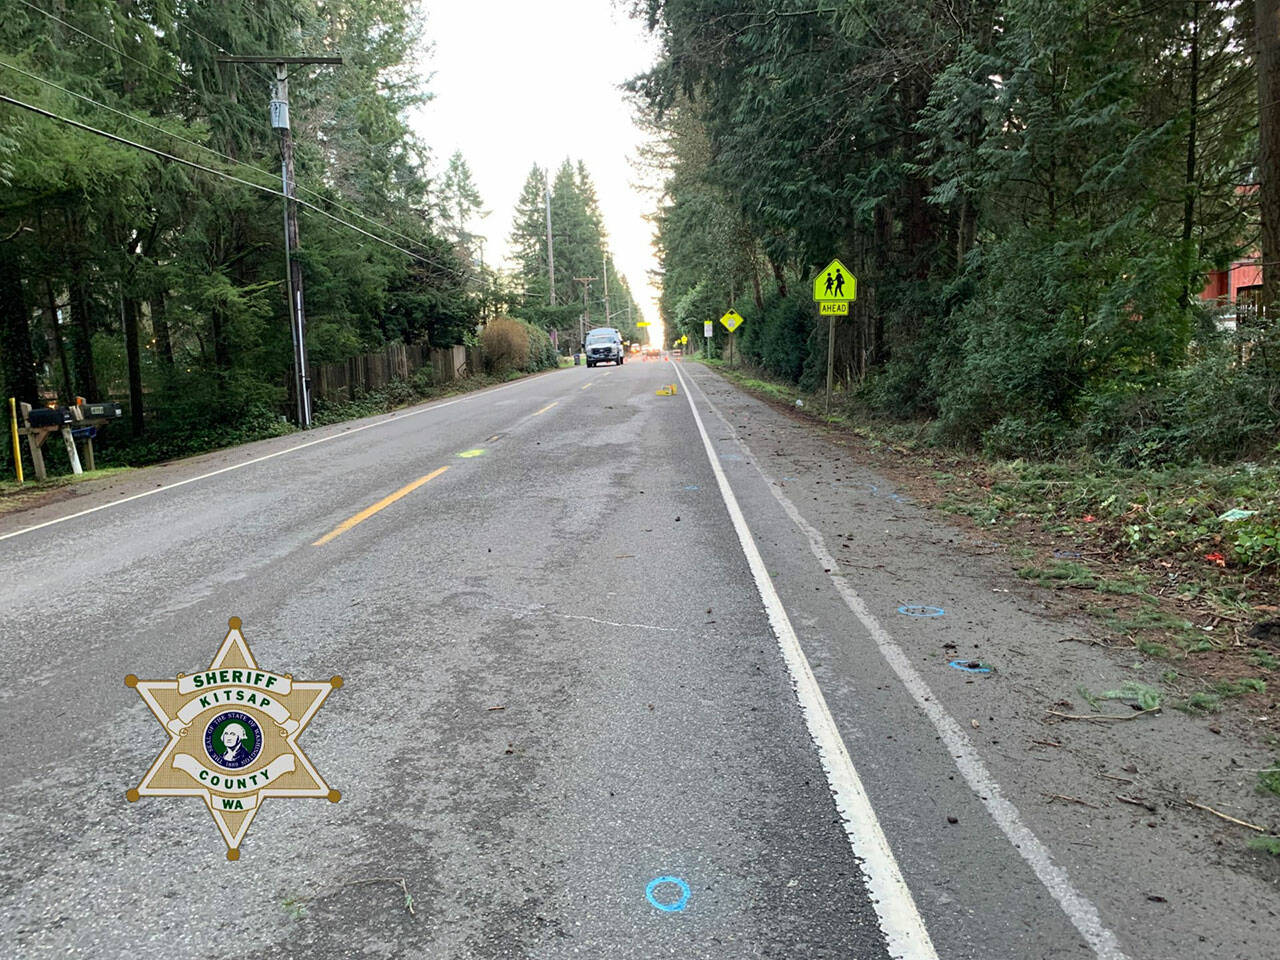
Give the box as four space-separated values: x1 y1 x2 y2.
0 239 39 404
122 293 144 436
1179 4 1200 313
150 293 173 369
770 257 788 297
44 280 73 402
1259 0 1280 310
65 210 101 400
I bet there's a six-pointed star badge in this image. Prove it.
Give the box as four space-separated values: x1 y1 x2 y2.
126 617 341 860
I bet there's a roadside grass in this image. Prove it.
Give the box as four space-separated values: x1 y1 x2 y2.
701 357 1280 722
0 466 133 516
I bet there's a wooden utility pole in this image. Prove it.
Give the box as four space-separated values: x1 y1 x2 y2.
602 253 611 326
544 169 556 306
217 55 342 427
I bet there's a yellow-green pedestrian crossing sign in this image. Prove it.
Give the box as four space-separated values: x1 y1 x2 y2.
719 309 744 332
813 259 856 308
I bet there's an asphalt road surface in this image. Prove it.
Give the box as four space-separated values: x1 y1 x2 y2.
2 359 1276 959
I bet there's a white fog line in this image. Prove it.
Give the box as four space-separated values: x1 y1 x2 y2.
681 364 1130 960
0 373 558 543
670 362 938 960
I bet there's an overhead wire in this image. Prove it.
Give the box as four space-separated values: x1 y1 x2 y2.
0 59 457 268
11 1 466 273
0 93 469 273
15 0 179 89
8 4 570 298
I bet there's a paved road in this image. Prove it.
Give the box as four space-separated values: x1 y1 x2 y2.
2 359 1275 959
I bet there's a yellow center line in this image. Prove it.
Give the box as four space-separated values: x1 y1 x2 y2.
581 382 594 390
313 466 449 546
534 401 558 415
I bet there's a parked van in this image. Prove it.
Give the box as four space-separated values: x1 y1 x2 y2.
584 327 624 366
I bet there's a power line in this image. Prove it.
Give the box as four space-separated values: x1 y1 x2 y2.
9 8 494 287
16 0 177 89
14 3 429 261
174 20 273 84
0 93 467 273
0 59 450 266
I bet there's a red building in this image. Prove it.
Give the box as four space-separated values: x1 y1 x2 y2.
1200 257 1261 311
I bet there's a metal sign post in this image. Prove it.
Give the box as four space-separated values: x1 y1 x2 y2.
719 309 744 366
812 259 856 416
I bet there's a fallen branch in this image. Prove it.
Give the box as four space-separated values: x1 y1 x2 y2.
1045 707 1161 724
1098 772 1135 784
1031 738 1063 748
1116 794 1157 812
1184 799 1267 833
1045 793 1102 809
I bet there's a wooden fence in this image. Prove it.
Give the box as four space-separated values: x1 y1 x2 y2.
307 342 471 403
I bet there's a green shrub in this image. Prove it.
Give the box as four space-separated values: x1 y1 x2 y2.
481 317 530 373
525 323 557 371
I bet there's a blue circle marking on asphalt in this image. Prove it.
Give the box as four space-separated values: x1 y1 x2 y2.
645 876 691 913
898 605 945 617
949 659 992 674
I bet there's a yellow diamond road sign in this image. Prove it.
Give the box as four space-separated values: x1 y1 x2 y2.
719 309 744 332
813 259 856 303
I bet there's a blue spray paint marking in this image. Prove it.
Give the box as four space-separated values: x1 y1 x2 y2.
684 484 700 491
861 483 879 494
720 453 743 462
1053 550 1082 559
949 659 992 674
645 876 691 913
888 492 907 503
898 605 945 617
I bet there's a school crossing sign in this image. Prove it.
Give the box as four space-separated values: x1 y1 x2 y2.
813 258 856 315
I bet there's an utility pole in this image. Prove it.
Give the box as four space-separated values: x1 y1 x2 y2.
602 253 611 326
574 277 596 349
544 169 555 306
217 55 342 428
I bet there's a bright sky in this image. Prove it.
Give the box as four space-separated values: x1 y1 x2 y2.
412 0 663 339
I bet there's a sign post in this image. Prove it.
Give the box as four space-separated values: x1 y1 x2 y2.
812 259 856 415
719 309 744 366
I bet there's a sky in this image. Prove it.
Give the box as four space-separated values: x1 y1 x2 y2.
412 0 664 338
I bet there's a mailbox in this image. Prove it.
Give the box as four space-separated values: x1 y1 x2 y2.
78 402 123 419
26 406 72 428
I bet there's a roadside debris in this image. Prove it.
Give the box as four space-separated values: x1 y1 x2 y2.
1218 508 1258 522
1184 799 1267 833
1116 795 1158 813
1045 706 1161 724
